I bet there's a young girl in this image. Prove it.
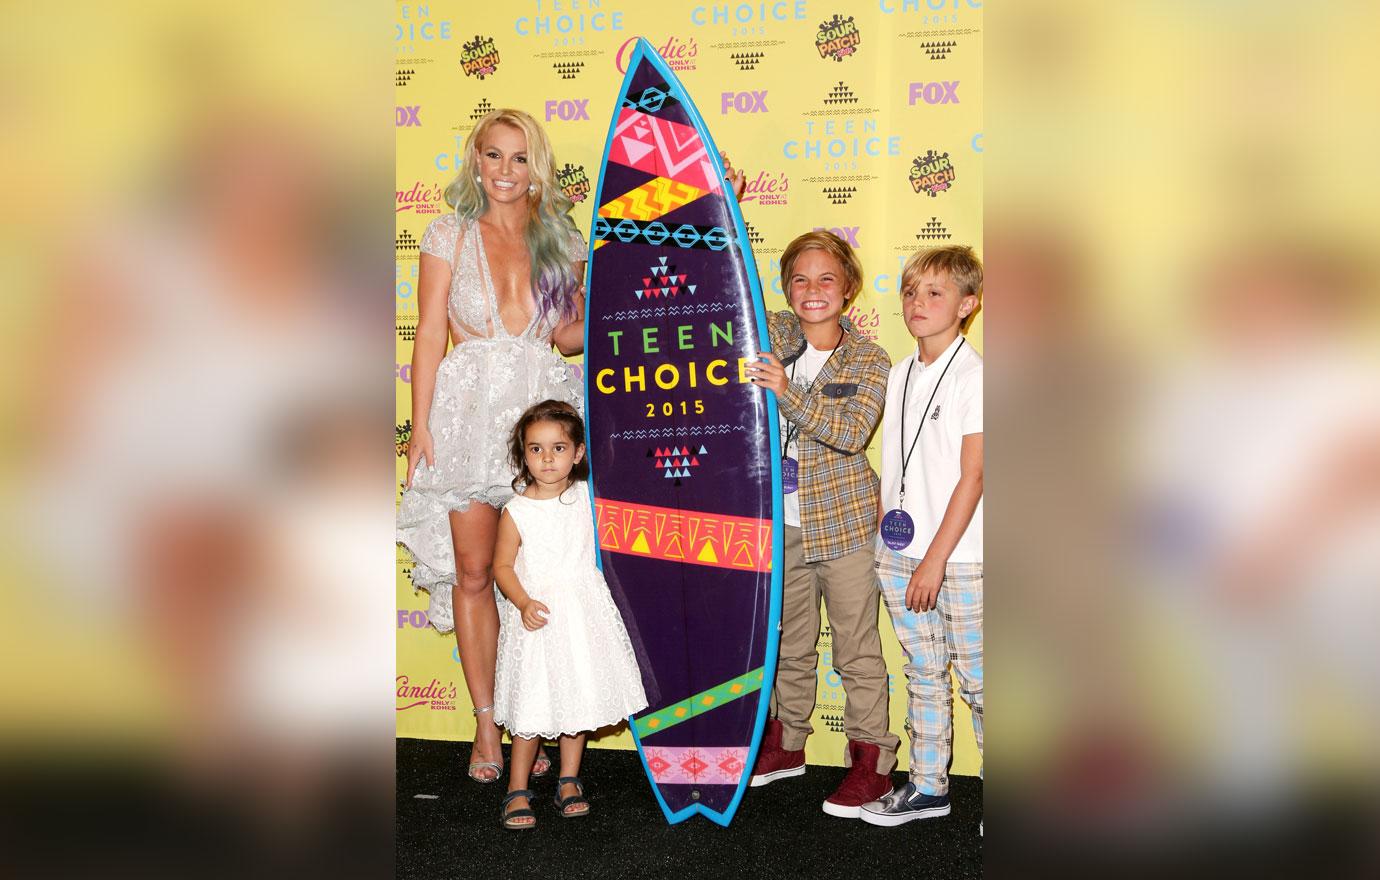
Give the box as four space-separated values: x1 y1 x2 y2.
491 399 648 830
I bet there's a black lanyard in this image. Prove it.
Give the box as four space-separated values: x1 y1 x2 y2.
897 338 964 503
781 328 844 455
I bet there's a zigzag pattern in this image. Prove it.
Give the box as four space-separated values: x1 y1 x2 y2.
607 424 745 440
599 176 707 223
606 301 733 322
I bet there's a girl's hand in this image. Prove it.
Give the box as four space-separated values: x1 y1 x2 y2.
745 351 788 394
905 557 946 613
520 599 550 631
406 426 435 488
720 150 747 200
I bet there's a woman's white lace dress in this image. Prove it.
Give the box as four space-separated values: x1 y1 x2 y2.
492 484 648 739
396 214 584 633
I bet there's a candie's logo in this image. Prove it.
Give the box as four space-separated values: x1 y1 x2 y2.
844 305 881 341
910 150 955 197
816 14 860 62
461 34 500 79
740 171 789 206
396 675 458 711
397 180 445 214
558 163 591 203
615 36 698 73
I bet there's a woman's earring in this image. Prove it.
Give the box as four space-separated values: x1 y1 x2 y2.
529 183 536 194
475 174 482 183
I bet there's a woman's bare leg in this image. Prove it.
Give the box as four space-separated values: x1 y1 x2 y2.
449 504 502 776
447 503 549 779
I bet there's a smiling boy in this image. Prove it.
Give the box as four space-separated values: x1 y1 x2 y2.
744 231 899 818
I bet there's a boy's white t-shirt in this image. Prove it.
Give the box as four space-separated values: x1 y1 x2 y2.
780 341 836 528
879 335 983 562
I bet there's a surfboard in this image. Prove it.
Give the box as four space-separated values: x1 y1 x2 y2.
582 37 784 827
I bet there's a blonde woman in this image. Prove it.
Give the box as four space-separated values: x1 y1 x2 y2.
398 109 587 783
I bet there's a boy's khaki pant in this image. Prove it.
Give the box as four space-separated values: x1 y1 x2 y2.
770 525 899 774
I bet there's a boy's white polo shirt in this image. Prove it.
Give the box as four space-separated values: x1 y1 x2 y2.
879 334 983 562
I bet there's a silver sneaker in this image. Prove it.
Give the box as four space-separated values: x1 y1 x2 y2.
858 782 952 827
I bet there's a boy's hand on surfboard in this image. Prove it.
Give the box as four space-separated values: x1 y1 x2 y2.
719 150 747 200
405 427 435 488
745 352 788 394
519 598 550 631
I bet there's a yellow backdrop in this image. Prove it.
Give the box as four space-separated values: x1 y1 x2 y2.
396 0 982 777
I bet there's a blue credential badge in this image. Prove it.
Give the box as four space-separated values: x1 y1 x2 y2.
879 508 916 551
781 456 799 494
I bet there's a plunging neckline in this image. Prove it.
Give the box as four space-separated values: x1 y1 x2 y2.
474 221 540 339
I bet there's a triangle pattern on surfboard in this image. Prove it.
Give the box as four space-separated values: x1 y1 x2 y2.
621 136 655 165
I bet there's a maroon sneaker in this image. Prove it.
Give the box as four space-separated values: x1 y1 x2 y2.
822 740 893 818
749 718 806 787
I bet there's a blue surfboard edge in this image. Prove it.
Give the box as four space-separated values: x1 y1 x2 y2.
581 36 786 827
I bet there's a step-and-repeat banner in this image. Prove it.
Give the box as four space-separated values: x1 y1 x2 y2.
396 0 982 776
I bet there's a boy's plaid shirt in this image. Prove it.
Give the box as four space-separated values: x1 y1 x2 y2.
768 311 890 563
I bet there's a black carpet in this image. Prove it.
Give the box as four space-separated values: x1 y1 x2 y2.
397 738 982 878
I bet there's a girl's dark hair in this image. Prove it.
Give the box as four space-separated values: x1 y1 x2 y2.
508 399 589 493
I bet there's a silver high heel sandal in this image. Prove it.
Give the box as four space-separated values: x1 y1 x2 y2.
467 705 502 784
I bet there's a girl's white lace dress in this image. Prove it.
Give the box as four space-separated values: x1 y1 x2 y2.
492 484 647 739
396 214 584 633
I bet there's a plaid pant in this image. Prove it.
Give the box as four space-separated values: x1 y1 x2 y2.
875 538 983 796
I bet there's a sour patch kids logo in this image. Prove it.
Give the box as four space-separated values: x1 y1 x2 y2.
461 34 500 79
910 150 955 197
558 163 591 203
815 14 860 62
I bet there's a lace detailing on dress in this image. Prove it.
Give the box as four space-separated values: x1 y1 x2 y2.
565 227 587 264
397 214 586 633
421 214 588 344
419 213 460 264
492 486 648 739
